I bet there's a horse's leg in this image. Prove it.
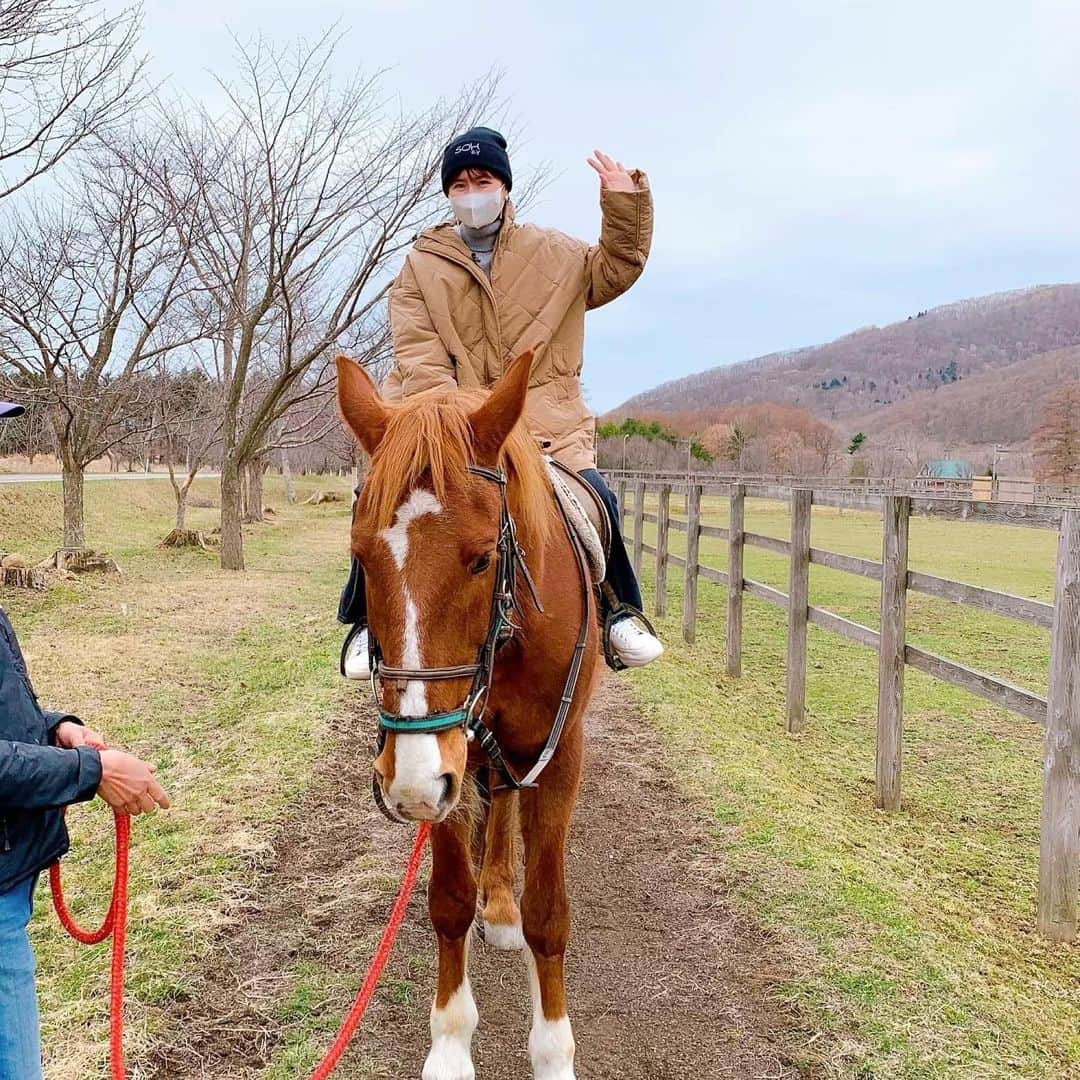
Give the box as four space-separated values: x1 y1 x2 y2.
423 813 479 1080
519 746 582 1080
479 790 524 950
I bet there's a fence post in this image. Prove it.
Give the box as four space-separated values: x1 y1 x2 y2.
655 484 671 618
876 496 910 811
682 484 702 644
632 480 645 577
616 478 627 531
726 483 745 677
1037 509 1080 941
786 488 812 733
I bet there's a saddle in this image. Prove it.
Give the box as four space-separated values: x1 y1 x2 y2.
546 459 609 585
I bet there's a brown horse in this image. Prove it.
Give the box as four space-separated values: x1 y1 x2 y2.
336 350 600 1080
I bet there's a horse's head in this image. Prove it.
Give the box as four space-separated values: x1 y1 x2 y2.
336 350 539 822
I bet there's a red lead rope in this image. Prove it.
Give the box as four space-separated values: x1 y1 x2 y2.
307 821 430 1080
50 809 431 1080
49 811 131 1080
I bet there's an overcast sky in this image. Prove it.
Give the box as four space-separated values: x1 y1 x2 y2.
114 0 1080 412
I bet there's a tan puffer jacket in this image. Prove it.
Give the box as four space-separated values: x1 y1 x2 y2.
383 173 653 471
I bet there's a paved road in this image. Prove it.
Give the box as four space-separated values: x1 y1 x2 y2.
0 472 219 485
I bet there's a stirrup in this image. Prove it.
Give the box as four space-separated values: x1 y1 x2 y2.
339 622 369 678
602 603 659 672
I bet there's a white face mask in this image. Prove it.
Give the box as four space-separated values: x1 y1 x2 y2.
450 188 505 229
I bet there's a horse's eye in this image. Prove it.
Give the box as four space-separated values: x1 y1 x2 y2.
471 554 492 575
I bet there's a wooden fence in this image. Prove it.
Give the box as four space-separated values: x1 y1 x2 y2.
610 469 1080 508
606 471 1080 942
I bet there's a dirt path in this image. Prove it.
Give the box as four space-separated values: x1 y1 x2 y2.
147 677 801 1079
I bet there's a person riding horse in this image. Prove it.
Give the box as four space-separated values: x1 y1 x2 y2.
340 127 663 673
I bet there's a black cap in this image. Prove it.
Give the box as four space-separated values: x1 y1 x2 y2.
441 127 512 194
0 402 25 419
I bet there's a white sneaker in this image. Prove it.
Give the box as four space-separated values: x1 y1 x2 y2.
608 616 664 668
343 627 370 680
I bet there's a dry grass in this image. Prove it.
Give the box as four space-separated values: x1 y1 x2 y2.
2 474 355 1079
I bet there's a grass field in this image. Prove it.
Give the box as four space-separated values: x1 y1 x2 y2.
626 493 1079 1079
1 475 356 1079
1 478 1078 1078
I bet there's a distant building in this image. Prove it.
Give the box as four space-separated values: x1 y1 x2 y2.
916 459 973 492
921 459 974 479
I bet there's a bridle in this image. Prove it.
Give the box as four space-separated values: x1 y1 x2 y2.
366 464 591 801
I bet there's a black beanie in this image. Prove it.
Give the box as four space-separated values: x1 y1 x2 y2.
441 127 512 194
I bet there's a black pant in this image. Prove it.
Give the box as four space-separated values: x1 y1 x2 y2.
337 469 644 625
578 468 643 612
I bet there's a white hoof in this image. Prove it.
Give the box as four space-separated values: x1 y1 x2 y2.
423 980 477 1080
483 918 526 951
529 1015 575 1080
533 1066 575 1080
422 1040 475 1080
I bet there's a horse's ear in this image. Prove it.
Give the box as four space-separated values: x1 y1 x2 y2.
469 349 534 464
336 354 388 455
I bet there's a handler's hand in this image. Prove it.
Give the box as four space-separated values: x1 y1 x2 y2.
97 750 171 816
587 150 636 192
55 721 107 751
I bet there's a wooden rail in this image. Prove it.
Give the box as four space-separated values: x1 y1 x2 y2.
608 468 1080 511
607 471 1080 942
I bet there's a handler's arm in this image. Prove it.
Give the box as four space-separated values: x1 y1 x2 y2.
0 740 102 810
386 261 457 399
585 170 654 310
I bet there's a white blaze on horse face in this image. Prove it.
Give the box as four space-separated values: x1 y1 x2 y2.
423 953 478 1080
400 595 426 717
525 951 576 1080
381 488 443 572
380 488 447 819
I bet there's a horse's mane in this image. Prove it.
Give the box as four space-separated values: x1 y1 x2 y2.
364 389 553 547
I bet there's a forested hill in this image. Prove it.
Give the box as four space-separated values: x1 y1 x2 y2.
614 285 1080 444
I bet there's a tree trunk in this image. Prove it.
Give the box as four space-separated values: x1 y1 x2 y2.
219 453 245 570
243 457 266 522
281 450 296 505
61 460 86 550
175 487 188 531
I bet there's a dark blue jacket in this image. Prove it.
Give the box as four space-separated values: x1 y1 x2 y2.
0 606 102 894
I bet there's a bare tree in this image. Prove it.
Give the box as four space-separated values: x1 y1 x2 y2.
1034 383 1080 485
150 34 498 569
155 364 220 535
0 369 51 462
0 139 202 548
239 313 391 521
0 0 144 200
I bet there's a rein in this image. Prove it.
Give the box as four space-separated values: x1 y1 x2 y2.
369 464 591 795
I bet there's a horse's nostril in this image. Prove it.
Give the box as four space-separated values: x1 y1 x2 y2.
439 773 455 805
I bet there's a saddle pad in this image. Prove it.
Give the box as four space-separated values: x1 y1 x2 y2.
546 459 606 584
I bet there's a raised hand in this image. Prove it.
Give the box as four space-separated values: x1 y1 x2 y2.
587 149 636 193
